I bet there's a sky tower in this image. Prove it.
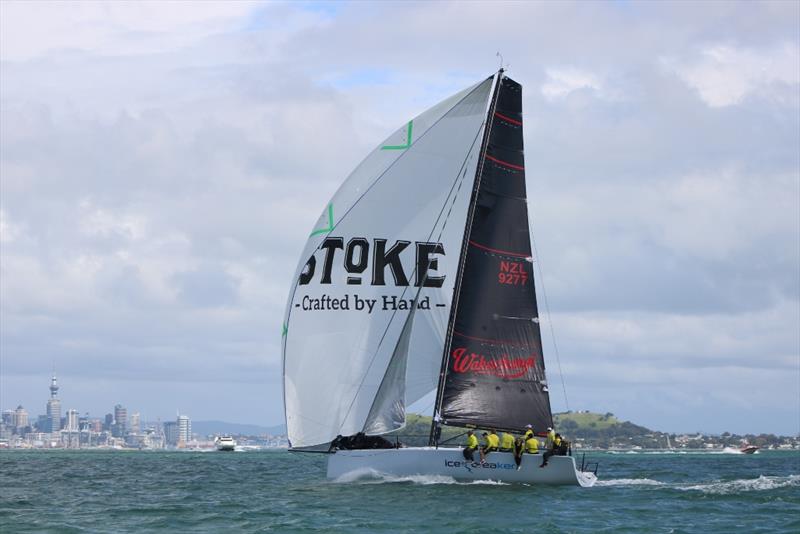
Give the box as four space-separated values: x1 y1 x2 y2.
49 373 59 398
46 372 61 433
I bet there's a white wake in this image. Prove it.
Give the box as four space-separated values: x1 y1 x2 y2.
333 468 508 486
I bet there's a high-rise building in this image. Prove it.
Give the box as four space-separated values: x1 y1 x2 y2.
177 414 191 444
1 410 13 426
104 413 113 430
114 404 127 433
65 409 79 431
163 421 179 446
46 373 61 433
129 412 140 435
13 405 29 431
90 419 103 433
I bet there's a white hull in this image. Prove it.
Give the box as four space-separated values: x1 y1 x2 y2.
216 438 236 451
327 447 596 487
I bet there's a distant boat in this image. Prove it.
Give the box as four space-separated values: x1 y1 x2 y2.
282 69 596 487
215 436 236 451
740 445 759 454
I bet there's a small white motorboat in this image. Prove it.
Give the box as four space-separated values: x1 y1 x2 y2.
215 436 236 451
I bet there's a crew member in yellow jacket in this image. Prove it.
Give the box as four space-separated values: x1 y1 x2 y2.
462 430 478 461
499 431 515 452
514 424 535 467
480 430 499 463
525 434 540 454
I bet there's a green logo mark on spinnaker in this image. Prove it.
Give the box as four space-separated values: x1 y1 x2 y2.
282 323 288 337
309 203 334 237
381 120 413 150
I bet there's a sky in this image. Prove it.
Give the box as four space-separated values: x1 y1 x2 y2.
1 0 798 435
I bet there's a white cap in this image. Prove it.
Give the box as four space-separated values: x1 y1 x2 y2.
547 427 553 431
525 424 533 429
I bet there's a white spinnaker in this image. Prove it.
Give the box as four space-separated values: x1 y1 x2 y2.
283 78 493 448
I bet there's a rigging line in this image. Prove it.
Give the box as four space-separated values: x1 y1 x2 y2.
528 213 570 412
337 120 488 436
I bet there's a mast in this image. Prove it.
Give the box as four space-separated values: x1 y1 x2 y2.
429 70 505 445
430 71 553 440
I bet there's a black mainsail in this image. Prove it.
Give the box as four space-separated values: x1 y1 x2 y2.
434 73 553 435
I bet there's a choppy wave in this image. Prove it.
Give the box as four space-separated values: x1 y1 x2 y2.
606 449 759 456
676 474 800 495
596 474 800 494
333 468 508 486
596 478 666 486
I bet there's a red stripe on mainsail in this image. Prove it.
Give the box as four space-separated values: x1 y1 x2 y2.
495 112 522 126
454 330 535 349
469 240 530 258
485 154 524 171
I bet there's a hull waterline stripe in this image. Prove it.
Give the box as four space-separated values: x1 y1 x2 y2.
485 154 524 171
468 239 530 258
495 112 522 126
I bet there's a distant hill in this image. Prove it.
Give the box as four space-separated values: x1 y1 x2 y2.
554 411 652 438
192 421 286 437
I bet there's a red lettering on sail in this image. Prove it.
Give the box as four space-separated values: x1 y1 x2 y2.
498 261 528 285
451 347 536 379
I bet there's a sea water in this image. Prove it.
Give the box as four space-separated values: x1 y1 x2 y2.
1 449 798 533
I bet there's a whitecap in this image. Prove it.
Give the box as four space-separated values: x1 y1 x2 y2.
595 478 666 487
676 474 800 495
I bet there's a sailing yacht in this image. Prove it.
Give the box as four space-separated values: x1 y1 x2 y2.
282 69 596 486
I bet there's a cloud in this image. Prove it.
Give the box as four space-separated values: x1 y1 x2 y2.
0 0 263 60
664 43 800 107
541 67 604 101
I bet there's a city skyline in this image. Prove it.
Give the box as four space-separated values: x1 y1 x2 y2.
0 371 206 449
1 371 198 431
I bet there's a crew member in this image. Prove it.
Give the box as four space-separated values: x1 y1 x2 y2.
525 433 540 454
540 432 563 467
500 431 515 452
546 426 556 448
463 430 478 461
480 430 499 463
514 424 534 467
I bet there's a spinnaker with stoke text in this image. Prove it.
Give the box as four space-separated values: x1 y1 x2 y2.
282 70 596 486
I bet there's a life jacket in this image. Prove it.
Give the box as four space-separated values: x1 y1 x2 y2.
466 434 478 448
486 433 500 449
500 433 515 450
525 437 539 453
553 436 562 449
